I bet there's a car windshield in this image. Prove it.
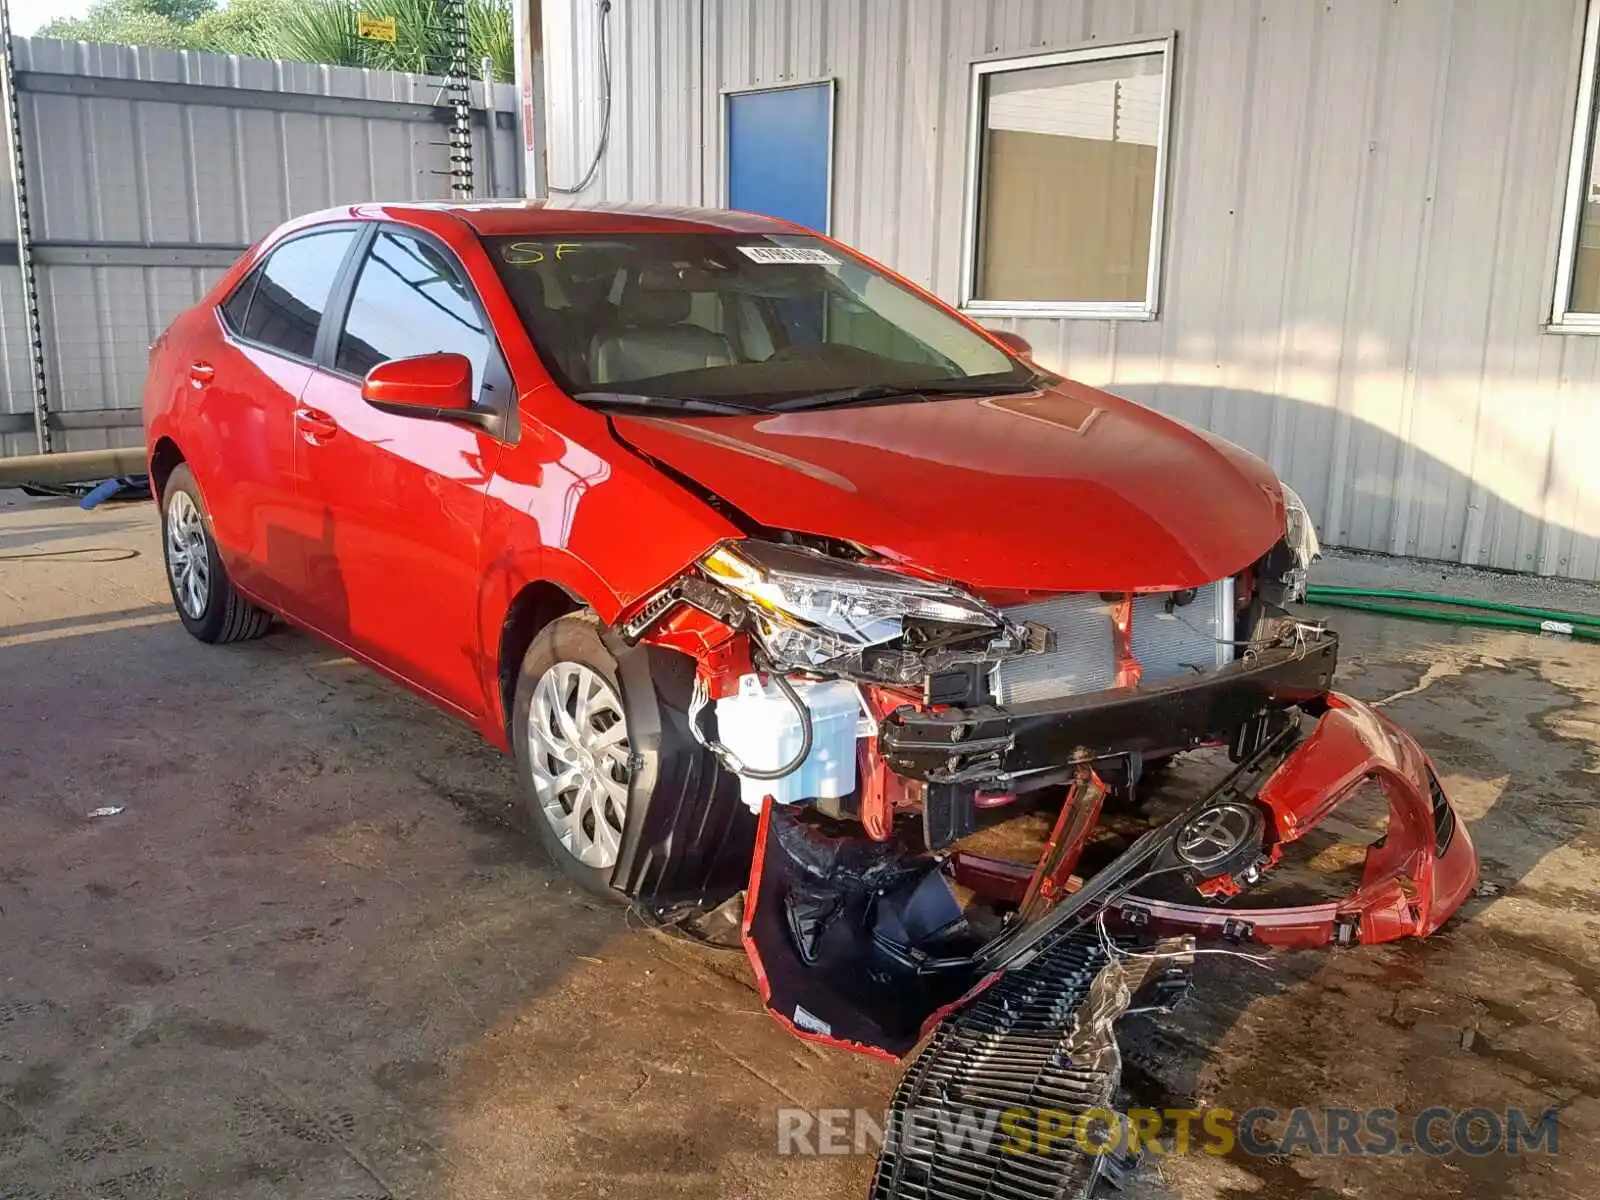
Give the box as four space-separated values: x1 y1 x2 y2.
483 233 1036 411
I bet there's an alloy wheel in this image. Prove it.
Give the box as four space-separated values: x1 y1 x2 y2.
527 661 632 870
165 490 211 620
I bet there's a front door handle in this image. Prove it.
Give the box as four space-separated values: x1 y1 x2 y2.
188 361 214 388
294 406 339 442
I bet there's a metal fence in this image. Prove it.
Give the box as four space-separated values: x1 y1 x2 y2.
0 35 520 459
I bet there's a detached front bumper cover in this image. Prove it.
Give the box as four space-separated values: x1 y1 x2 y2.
740 687 1477 1059
865 689 1478 1200
1106 692 1478 950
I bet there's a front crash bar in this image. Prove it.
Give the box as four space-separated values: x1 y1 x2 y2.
879 631 1338 784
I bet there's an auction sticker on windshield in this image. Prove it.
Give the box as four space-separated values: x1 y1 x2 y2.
738 246 841 265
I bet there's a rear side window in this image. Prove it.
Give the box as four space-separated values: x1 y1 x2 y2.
336 230 490 390
235 229 357 359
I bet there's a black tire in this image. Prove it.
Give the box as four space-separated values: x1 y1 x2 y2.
511 614 633 899
160 464 273 644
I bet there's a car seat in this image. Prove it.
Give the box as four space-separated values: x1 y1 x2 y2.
589 288 736 385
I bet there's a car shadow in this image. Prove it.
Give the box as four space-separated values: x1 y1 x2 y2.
0 613 625 1194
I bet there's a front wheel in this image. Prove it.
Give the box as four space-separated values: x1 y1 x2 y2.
160 464 273 644
511 615 634 897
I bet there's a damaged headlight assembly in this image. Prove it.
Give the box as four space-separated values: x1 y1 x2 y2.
699 539 1025 679
619 538 1034 790
1278 482 1322 602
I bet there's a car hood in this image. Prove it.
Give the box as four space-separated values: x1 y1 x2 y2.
609 381 1287 594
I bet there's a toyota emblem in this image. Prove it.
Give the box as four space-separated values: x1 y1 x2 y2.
1177 802 1258 869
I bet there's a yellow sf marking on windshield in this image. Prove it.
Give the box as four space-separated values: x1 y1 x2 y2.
500 242 583 265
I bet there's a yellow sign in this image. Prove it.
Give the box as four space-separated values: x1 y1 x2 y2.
357 13 397 42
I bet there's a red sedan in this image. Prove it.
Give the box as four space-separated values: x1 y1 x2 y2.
144 202 1475 1061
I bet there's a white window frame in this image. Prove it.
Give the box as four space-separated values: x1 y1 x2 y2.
1553 0 1600 331
959 35 1176 322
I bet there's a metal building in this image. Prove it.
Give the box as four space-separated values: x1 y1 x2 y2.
533 0 1600 583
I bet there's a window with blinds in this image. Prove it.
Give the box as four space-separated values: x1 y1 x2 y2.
961 38 1174 321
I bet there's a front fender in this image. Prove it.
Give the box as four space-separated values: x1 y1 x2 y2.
472 405 741 744
471 540 619 748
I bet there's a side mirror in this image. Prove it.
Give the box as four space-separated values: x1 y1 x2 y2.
362 352 475 417
989 329 1034 358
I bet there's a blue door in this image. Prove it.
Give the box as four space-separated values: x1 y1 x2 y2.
726 82 832 232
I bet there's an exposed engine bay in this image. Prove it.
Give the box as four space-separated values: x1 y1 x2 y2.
601 495 1476 1050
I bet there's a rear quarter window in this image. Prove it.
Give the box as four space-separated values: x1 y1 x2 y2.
220 271 257 332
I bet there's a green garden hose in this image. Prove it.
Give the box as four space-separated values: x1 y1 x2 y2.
1303 585 1600 642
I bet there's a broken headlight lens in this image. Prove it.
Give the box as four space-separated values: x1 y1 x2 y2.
1280 482 1322 601
701 539 1004 670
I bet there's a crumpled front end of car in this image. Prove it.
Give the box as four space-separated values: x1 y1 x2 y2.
604 501 1477 1074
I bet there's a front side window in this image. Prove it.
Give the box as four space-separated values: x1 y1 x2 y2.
1553 0 1600 328
233 229 357 359
485 234 1033 412
963 38 1173 319
336 230 492 389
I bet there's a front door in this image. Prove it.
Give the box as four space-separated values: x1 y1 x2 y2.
294 227 507 716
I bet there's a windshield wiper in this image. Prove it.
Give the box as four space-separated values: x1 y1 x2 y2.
768 383 928 412
575 391 765 416
768 379 1034 413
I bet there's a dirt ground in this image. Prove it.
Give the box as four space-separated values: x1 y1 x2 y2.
2 492 1598 1200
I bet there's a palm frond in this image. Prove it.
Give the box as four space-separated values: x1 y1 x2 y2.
270 0 373 69
40 0 513 83
467 0 513 83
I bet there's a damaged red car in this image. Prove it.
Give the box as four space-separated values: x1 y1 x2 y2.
145 201 1476 1190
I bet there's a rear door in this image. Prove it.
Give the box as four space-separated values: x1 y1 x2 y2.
294 224 509 715
202 226 360 611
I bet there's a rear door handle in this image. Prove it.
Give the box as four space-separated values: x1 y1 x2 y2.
294 406 339 441
188 361 214 387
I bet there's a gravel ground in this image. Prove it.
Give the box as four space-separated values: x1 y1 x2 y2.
2 491 1598 1200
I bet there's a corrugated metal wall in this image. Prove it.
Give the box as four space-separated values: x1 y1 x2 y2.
541 0 1600 582
0 36 519 458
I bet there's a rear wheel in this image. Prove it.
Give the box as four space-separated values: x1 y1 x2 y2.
161 464 273 644
511 616 634 897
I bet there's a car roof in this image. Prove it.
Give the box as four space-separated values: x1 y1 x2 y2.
359 199 811 238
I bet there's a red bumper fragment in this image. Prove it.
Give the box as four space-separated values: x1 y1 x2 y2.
1110 692 1478 949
